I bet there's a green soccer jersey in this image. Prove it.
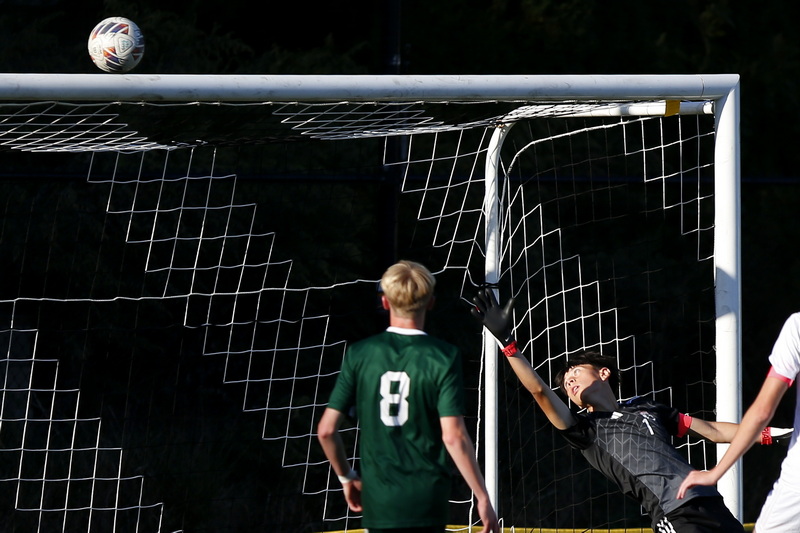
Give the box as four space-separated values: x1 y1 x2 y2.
326 327 466 529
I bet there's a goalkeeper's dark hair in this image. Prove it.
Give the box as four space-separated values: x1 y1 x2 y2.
554 350 621 395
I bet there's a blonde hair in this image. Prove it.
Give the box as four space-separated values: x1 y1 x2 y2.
380 260 436 318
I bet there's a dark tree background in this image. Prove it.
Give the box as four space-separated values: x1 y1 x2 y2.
2 0 800 529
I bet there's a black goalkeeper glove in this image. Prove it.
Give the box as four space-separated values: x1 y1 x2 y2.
762 427 793 445
471 288 516 351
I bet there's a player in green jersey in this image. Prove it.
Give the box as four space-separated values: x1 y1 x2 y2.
318 260 498 532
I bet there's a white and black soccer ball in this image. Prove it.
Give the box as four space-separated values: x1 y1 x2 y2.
88 17 145 73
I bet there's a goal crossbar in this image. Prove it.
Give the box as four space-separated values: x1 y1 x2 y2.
0 73 739 103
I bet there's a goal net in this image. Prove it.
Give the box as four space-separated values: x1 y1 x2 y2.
0 74 740 532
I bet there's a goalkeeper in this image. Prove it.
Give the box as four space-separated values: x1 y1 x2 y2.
472 289 789 533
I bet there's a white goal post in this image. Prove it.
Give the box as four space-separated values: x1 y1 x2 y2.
0 73 742 527
0 73 736 103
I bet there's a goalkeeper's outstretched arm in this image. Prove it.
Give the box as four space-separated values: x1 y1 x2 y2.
686 415 791 445
504 347 577 430
471 289 576 430
677 374 790 499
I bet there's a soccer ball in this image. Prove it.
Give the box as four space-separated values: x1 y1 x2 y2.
88 17 145 73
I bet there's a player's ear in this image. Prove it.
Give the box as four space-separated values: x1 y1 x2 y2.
599 367 611 381
381 295 391 310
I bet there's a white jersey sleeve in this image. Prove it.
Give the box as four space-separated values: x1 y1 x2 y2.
767 313 800 491
769 313 800 384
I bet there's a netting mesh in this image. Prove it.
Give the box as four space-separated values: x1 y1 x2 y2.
491 116 716 528
0 97 720 531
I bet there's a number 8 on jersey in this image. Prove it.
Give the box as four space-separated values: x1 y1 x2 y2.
380 371 410 426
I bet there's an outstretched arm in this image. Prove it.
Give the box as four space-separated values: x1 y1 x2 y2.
317 407 363 512
687 418 755 444
686 416 791 444
471 289 576 430
441 416 499 533
677 376 789 499
504 347 577 430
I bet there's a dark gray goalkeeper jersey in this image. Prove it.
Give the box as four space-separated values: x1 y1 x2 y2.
559 397 720 527
326 328 465 529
